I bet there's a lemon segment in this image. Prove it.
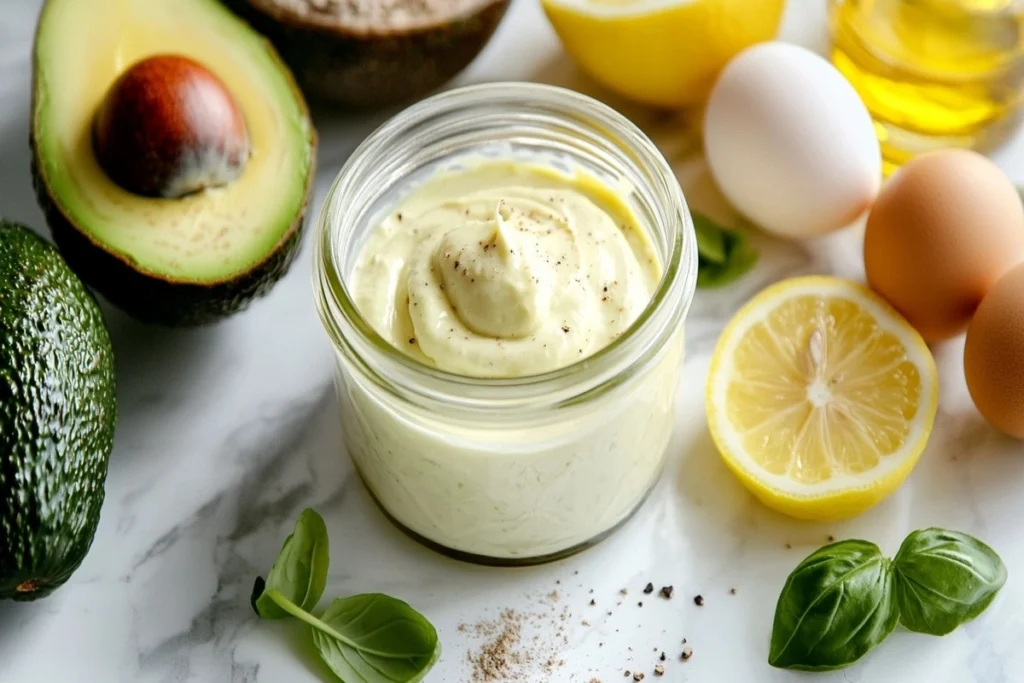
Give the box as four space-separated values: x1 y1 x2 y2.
540 0 787 108
706 277 938 521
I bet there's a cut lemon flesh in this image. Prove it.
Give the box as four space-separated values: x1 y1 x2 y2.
707 276 938 521
540 0 786 108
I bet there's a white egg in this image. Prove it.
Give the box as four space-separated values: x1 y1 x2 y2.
703 42 881 238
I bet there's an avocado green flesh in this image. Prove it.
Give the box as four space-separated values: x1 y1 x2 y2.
32 0 314 283
0 221 116 602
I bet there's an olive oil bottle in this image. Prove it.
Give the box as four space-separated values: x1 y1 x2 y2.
829 0 1024 172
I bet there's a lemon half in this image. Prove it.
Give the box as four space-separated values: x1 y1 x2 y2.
706 276 938 521
541 0 787 108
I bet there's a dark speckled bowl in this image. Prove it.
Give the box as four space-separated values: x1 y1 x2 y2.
223 0 511 109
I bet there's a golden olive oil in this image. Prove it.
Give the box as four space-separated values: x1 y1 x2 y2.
829 0 1024 172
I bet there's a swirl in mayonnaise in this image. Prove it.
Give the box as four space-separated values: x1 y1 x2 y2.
351 161 661 378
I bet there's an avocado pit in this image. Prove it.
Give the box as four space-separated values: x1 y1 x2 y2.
92 54 250 199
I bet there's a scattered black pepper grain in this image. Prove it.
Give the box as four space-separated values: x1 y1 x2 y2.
730 587 737 595
643 583 654 595
654 665 664 677
828 535 835 542
562 326 570 333
396 212 403 221
408 338 415 344
659 586 674 599
620 588 628 595
659 652 666 662
590 599 596 606
637 602 643 607
693 595 704 606
682 638 687 644
785 543 792 549
681 648 693 661
624 671 630 678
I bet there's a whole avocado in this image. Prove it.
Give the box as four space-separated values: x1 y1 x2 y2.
0 220 116 601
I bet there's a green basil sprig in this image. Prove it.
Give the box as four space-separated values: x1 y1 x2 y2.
693 211 758 288
251 509 440 683
769 540 898 671
313 595 440 683
252 508 329 619
770 528 1006 672
892 528 1007 636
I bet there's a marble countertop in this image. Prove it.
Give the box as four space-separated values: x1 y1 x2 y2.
3 1 1024 681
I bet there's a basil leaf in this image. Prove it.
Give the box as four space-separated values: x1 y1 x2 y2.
769 540 898 671
892 528 1007 636
252 508 330 619
691 212 758 288
697 229 758 288
311 594 441 683
693 212 728 264
697 233 758 288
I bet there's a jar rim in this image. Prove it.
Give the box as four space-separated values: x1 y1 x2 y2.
314 82 697 409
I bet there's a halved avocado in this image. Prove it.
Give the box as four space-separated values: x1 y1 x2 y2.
31 0 316 326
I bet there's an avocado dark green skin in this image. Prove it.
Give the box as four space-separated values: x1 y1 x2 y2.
224 0 510 108
0 221 117 602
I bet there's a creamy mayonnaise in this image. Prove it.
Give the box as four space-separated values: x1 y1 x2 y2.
338 158 683 561
351 161 660 377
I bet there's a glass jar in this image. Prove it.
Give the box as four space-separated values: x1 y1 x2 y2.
829 0 1024 173
313 83 697 565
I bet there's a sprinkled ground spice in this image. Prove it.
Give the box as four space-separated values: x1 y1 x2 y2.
465 609 525 682
462 578 697 681
462 591 572 682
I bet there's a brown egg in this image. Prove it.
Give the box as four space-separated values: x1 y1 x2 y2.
864 149 1024 342
964 262 1024 438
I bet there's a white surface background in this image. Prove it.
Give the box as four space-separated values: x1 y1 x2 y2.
2 1 1024 681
